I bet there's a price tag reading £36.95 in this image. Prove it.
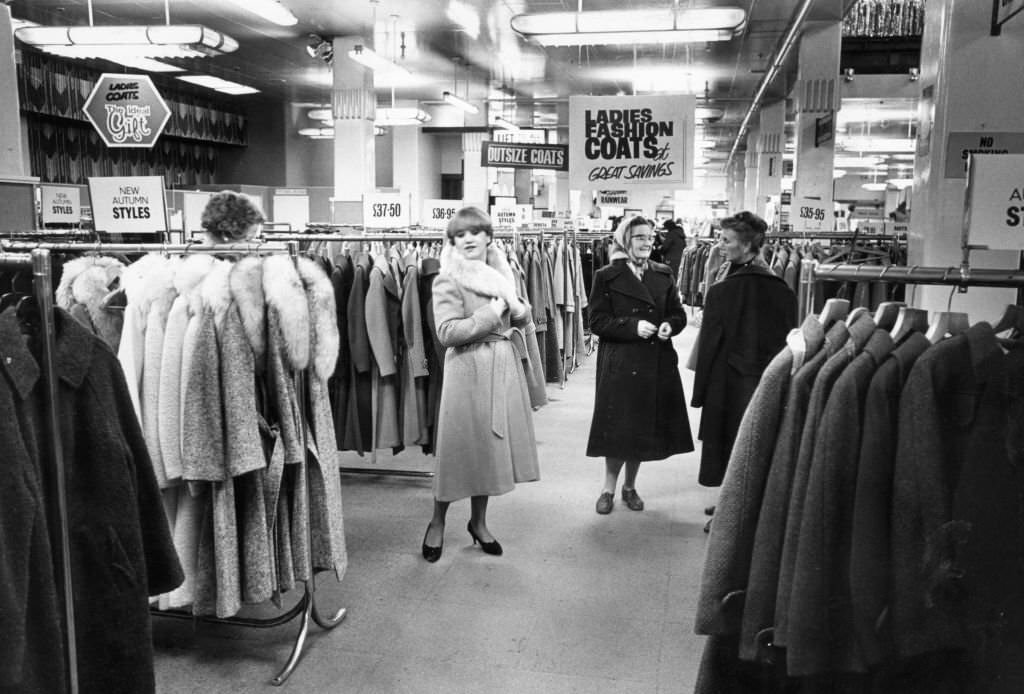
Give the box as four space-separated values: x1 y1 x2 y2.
421 199 462 229
363 192 411 229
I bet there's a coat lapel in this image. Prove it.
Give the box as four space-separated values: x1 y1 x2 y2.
607 261 655 305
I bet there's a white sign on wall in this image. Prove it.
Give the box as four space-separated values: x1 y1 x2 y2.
963 153 1024 250
40 185 81 225
363 192 410 229
490 202 518 228
87 176 167 235
569 93 695 190
515 204 534 225
421 199 461 229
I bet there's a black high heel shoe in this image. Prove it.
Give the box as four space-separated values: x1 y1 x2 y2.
467 522 503 556
422 524 443 563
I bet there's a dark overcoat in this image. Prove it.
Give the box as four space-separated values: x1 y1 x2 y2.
692 263 797 486
586 259 693 461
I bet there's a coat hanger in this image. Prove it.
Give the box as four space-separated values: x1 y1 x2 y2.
890 306 930 342
0 270 30 313
872 301 905 331
817 298 850 329
845 306 870 327
924 311 970 344
990 304 1024 336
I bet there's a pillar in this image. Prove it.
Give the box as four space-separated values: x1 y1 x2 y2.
331 37 375 222
744 123 760 212
756 100 786 219
727 157 745 214
911 0 1024 316
792 20 841 233
462 132 487 209
0 5 38 231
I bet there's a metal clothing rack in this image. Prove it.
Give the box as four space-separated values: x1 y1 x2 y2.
1 238 347 686
0 249 74 692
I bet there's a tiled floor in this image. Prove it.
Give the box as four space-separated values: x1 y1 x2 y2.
153 323 718 693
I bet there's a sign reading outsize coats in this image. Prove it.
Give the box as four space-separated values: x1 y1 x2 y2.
87 176 169 235
82 74 171 148
569 94 695 189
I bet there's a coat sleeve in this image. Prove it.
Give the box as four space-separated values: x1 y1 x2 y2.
663 271 687 335
402 269 429 379
432 273 503 348
221 308 265 477
691 285 725 407
587 271 643 342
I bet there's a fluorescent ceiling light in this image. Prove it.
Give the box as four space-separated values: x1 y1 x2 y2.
696 107 724 120
833 169 847 178
221 0 297 27
308 108 333 123
177 75 259 95
299 127 334 138
347 45 410 76
511 7 746 46
375 107 431 126
443 91 479 115
492 117 520 132
15 25 238 59
834 155 884 168
838 136 915 153
107 56 183 72
887 178 914 189
447 0 480 40
862 182 888 191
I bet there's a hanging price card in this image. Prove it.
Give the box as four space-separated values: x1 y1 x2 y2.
363 192 410 229
421 199 461 229
793 195 831 233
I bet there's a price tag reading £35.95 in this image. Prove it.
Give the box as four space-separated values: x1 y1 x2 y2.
421 199 462 229
794 197 830 232
363 192 411 229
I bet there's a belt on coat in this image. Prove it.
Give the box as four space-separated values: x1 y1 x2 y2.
478 327 532 438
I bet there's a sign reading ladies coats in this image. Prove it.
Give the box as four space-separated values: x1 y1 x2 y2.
569 94 695 190
82 74 171 148
87 176 168 235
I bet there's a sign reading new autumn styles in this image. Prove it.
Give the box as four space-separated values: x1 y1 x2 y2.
83 74 171 148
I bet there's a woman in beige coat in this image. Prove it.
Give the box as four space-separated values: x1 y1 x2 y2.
421 207 545 562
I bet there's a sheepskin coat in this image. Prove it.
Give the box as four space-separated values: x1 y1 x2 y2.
55 255 125 352
431 243 544 502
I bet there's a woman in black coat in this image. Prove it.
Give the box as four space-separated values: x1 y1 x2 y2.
586 216 694 514
659 219 688 277
692 211 797 489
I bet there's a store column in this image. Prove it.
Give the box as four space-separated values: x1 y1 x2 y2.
727 157 745 214
792 20 841 234
462 132 487 209
744 123 760 212
331 37 376 221
0 5 37 229
912 1 1024 316
756 100 785 219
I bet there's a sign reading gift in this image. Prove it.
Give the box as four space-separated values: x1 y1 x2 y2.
569 94 695 189
83 74 171 148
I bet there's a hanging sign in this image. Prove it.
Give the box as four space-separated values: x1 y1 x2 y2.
493 129 547 144
40 185 81 225
421 199 461 229
598 190 630 206
814 113 834 147
793 195 831 233
82 74 171 148
87 176 168 235
963 153 1024 250
481 141 569 171
363 192 410 228
993 0 1024 34
569 93 695 189
944 132 1024 178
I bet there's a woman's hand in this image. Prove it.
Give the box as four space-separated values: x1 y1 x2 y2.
657 321 673 341
490 296 508 318
637 320 658 339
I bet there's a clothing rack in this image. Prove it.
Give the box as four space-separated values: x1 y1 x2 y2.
2 238 346 686
0 249 74 692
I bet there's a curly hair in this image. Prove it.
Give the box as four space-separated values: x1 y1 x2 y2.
720 210 768 252
200 191 265 242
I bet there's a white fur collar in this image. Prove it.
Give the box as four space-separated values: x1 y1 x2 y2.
174 254 216 296
229 256 266 362
122 253 171 312
296 256 339 383
57 256 123 310
199 261 233 324
439 244 523 313
262 254 310 371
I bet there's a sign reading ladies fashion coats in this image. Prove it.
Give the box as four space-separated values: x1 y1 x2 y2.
82 74 171 148
569 94 695 189
87 176 168 235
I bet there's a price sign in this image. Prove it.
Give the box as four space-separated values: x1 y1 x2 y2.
963 153 1024 250
793 196 830 232
363 192 410 228
421 199 461 229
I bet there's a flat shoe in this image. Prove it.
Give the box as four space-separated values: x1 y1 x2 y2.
596 491 614 515
622 488 644 511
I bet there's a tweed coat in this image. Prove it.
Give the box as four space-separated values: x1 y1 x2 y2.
586 258 693 461
786 328 894 676
0 308 183 694
890 323 1024 691
432 243 544 502
848 332 930 667
692 262 797 486
774 312 877 651
739 320 850 661
695 315 825 637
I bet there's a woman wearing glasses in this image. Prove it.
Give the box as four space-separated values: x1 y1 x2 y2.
421 207 546 562
586 215 694 515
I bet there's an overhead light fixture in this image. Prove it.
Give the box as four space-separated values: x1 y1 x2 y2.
177 75 259 95
375 107 431 126
15 24 238 59
447 0 480 40
299 127 334 139
696 107 724 120
221 0 297 27
887 178 914 189
510 7 746 46
308 108 333 123
862 182 888 191
347 44 410 76
111 56 184 72
492 117 520 132
833 169 847 178
443 91 479 115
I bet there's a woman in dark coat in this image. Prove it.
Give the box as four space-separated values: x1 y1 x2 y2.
586 216 694 514
692 211 797 489
659 219 688 277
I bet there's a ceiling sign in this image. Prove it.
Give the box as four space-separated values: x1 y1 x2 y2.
481 141 569 171
993 0 1024 34
83 74 171 148
944 131 1024 178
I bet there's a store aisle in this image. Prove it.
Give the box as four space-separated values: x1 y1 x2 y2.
153 322 717 693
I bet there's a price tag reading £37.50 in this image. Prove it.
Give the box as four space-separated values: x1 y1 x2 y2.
363 193 411 229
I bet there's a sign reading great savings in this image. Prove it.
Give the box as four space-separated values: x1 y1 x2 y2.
569 94 695 190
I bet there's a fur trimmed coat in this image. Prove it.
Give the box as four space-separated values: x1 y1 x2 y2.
431 243 545 502
55 255 125 352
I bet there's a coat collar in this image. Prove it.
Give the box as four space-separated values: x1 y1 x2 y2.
0 307 95 400
862 328 895 365
439 243 522 309
604 259 658 305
